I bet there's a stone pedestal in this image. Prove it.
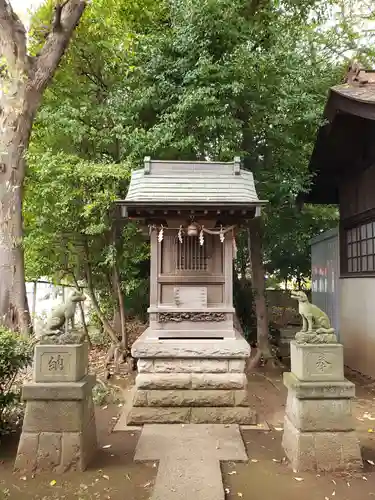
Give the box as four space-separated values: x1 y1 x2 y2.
15 343 97 473
282 341 362 472
126 329 256 425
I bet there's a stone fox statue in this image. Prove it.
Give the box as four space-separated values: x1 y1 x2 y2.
45 290 86 334
290 291 335 334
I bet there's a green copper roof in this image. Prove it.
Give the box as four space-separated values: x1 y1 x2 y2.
124 157 265 206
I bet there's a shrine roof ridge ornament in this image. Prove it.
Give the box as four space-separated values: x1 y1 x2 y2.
120 157 268 208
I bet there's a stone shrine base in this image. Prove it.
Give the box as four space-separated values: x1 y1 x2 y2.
14 375 97 473
127 330 256 425
282 342 362 472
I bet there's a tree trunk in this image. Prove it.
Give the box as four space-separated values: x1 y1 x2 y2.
113 262 127 351
31 281 37 329
70 272 91 347
0 0 88 332
0 91 41 333
82 241 119 344
247 219 273 369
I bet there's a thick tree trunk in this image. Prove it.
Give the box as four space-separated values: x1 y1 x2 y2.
0 0 87 332
247 219 273 369
0 93 40 333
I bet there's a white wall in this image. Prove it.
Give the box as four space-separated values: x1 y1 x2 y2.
340 278 375 378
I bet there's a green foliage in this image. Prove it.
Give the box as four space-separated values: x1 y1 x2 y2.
263 205 339 285
23 150 149 334
92 381 122 406
24 150 129 279
0 328 32 430
25 0 373 328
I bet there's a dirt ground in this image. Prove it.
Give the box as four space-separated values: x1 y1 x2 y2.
0 402 155 500
3 366 375 499
223 367 375 500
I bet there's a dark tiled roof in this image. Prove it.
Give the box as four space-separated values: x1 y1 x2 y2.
124 157 265 206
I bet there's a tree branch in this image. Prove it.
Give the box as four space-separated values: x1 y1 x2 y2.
30 0 88 93
0 0 28 71
52 0 70 31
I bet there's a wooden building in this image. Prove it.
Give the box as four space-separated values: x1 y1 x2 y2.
304 66 375 377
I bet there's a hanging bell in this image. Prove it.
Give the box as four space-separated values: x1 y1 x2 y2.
187 223 198 237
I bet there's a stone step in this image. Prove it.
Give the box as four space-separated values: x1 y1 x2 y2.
133 389 249 407
127 406 257 425
150 457 224 500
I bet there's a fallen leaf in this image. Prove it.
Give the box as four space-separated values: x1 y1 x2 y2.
50 480 57 486
102 475 109 480
367 460 375 465
102 445 112 449
294 477 304 482
368 429 374 433
228 471 237 475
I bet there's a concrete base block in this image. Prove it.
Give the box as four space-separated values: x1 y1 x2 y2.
132 328 250 358
33 343 89 383
128 330 255 426
285 392 355 432
282 416 362 472
127 406 256 425
135 372 247 390
127 407 191 425
133 389 249 407
14 375 97 473
290 342 344 382
283 372 355 399
14 419 97 473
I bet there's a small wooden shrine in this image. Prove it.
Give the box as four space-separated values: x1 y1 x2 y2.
116 157 267 424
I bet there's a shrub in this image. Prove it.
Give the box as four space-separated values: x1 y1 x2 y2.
0 327 33 431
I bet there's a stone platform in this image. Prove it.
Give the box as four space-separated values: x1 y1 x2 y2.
134 424 248 500
282 341 362 472
14 343 97 473
126 330 256 425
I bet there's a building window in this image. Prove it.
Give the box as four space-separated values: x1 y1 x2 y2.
345 220 375 274
176 236 208 271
